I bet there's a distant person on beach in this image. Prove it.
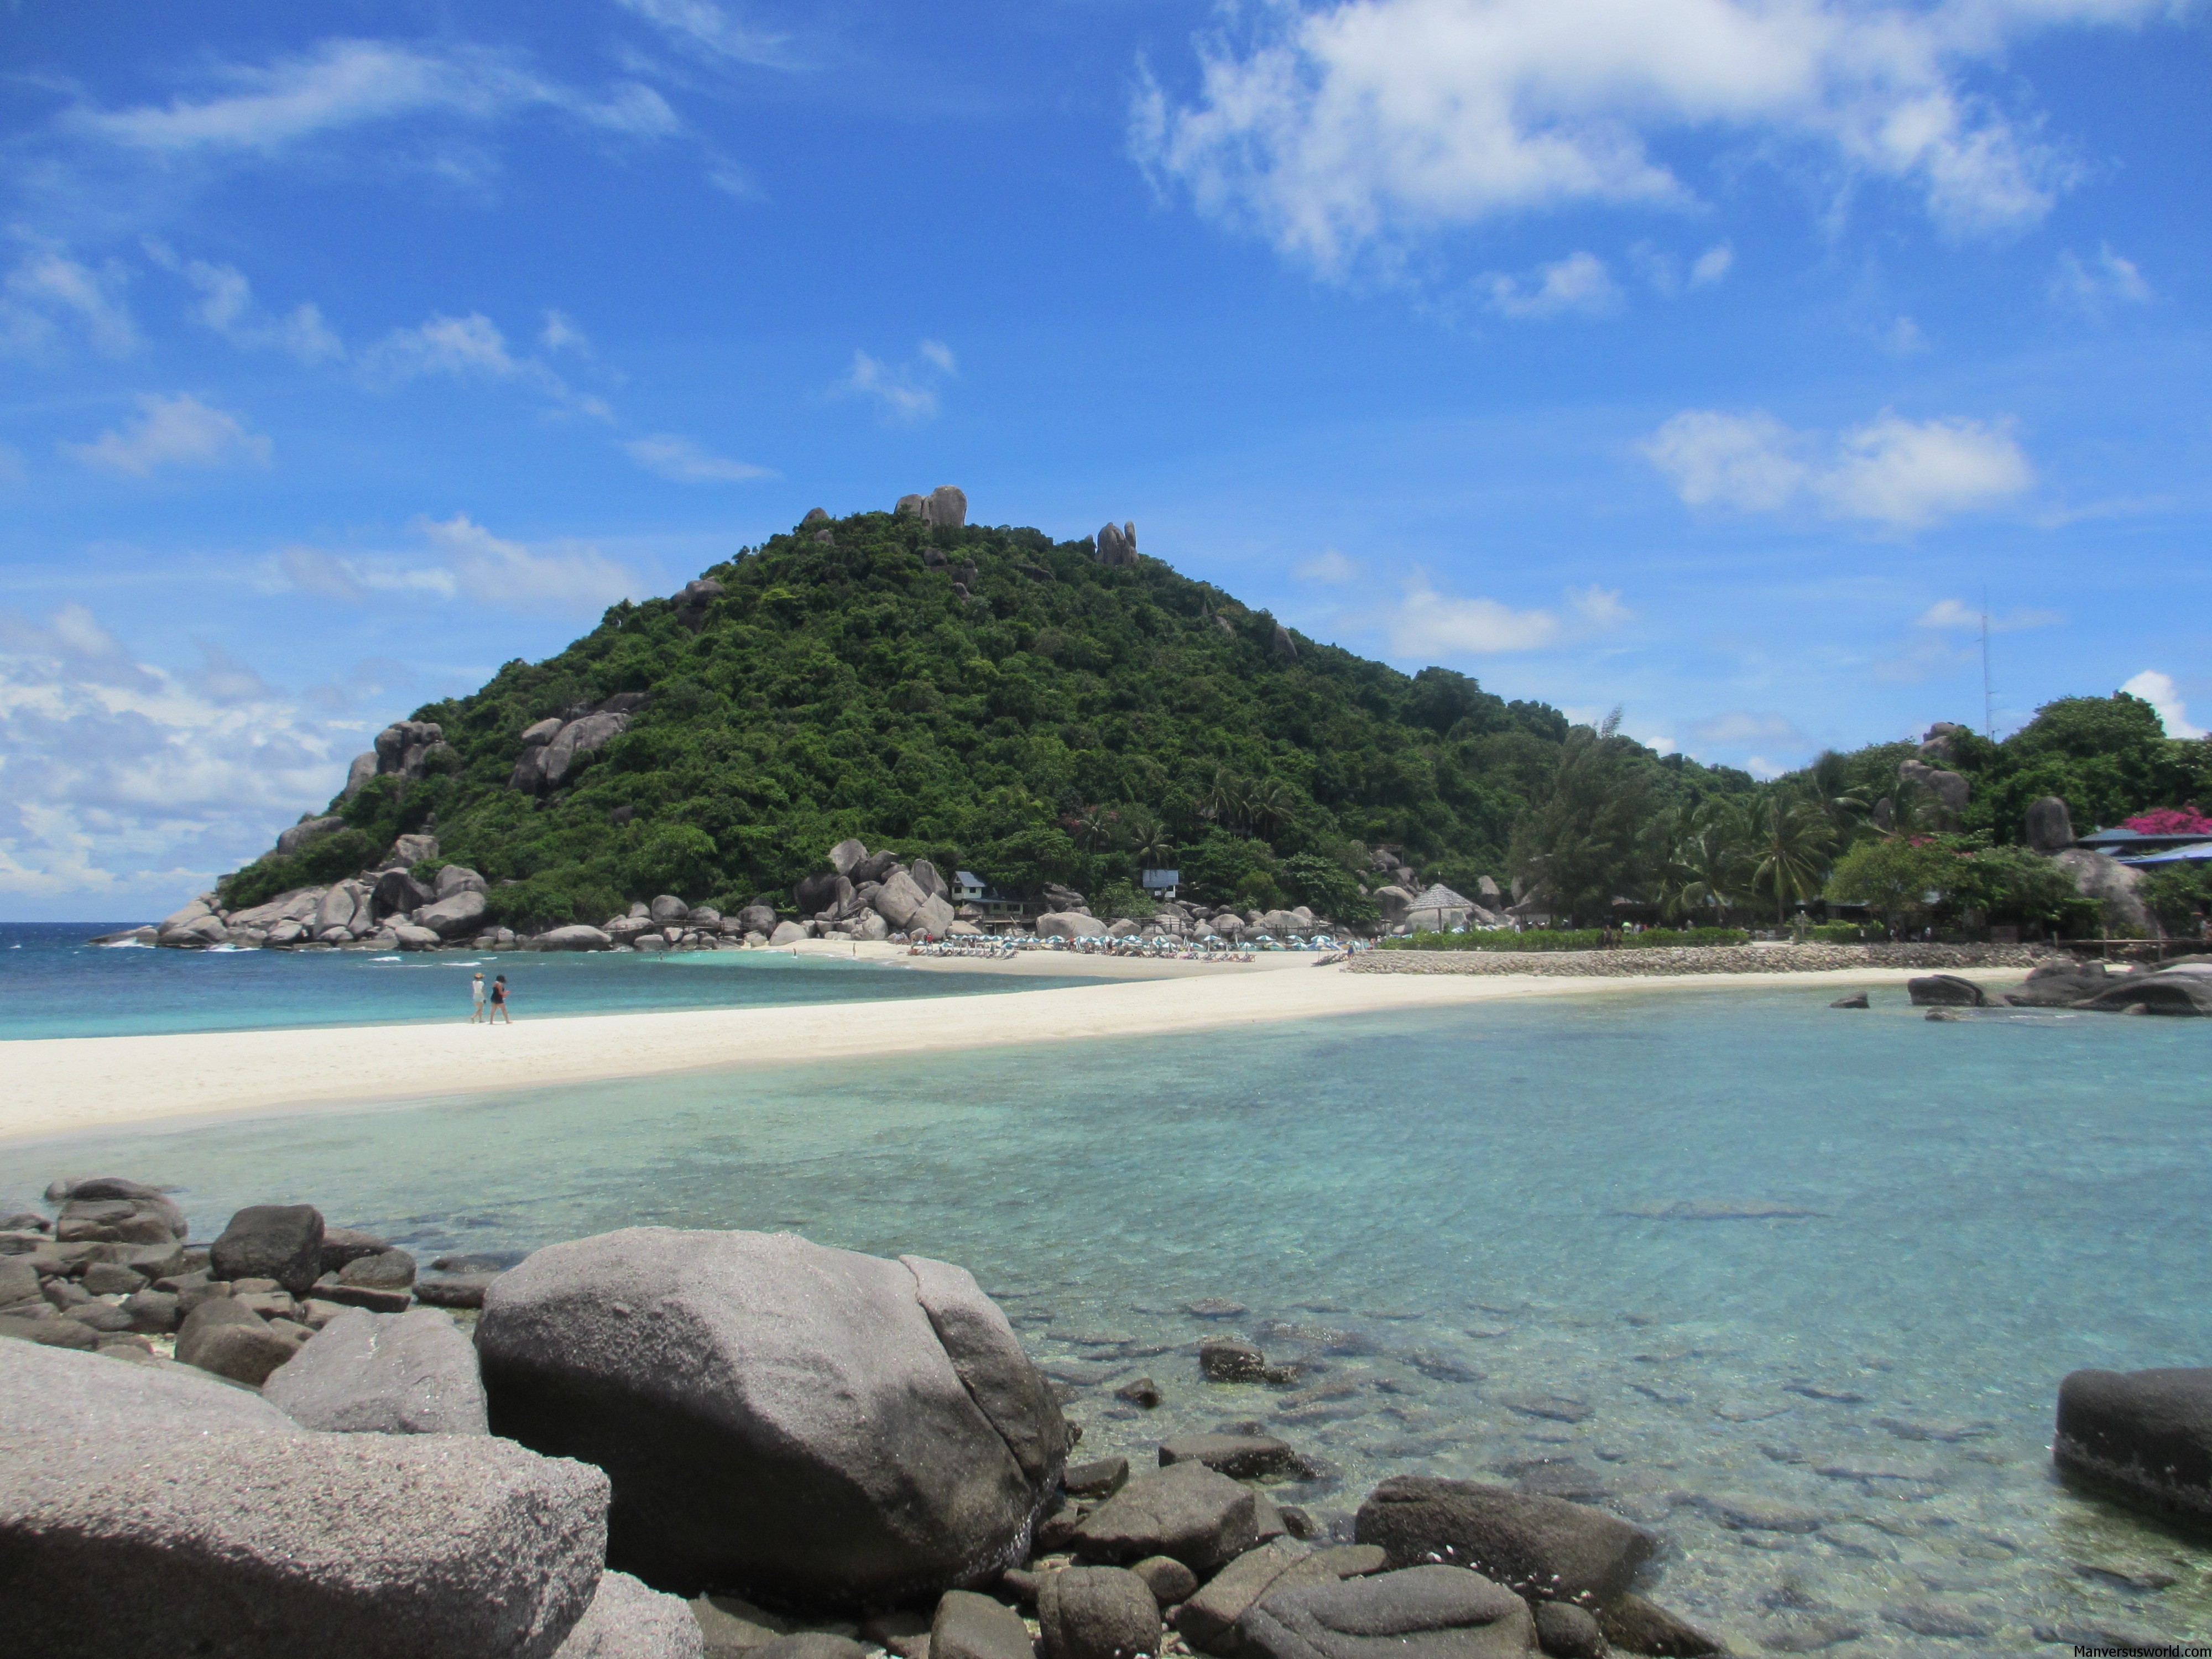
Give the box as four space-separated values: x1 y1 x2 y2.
489 974 511 1024
470 973 486 1023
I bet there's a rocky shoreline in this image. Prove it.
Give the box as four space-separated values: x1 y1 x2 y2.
1350 944 2053 978
10 1177 2212 1655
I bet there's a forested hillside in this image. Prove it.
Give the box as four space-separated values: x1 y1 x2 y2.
226 505 1741 927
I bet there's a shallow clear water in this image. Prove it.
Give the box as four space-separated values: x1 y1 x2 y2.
9 985 2210 1652
0 924 1095 1039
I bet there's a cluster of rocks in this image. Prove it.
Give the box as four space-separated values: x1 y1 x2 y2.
129 832 498 952
512 695 652 792
787 839 963 943
895 487 969 529
1905 958 2212 1016
3 1201 1738 1658
1032 888 1342 946
343 717 456 800
1 1179 504 1379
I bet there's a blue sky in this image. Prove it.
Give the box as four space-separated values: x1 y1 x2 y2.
1 0 2206 919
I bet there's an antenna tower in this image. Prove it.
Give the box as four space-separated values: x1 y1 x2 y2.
1981 586 1994 742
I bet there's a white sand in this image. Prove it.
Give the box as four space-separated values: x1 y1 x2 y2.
0 956 1940 1145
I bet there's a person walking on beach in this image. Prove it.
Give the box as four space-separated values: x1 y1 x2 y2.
489 974 511 1024
469 972 487 1023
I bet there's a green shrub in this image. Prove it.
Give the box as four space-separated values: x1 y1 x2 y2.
1094 879 1157 921
482 874 627 931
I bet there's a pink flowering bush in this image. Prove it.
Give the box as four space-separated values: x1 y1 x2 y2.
2123 805 2212 836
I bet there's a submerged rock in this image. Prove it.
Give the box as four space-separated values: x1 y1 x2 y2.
1355 1475 1656 1608
1237 1564 1536 1659
2054 1365 2212 1525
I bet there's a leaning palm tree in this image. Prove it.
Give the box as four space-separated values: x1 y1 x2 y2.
1123 809 1176 869
1804 749 1871 842
1746 791 1837 926
1201 769 1248 833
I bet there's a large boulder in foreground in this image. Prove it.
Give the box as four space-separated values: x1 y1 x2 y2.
552 1569 705 1659
2055 1366 2212 1524
1036 911 1108 940
1237 1564 1537 1659
264 1307 488 1435
211 1203 325 1295
477 1228 1069 1607
1354 1476 1656 1609
0 1427 607 1658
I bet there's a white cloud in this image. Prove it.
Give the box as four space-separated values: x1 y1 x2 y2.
1134 0 2161 272
2121 670 2205 740
1641 406 2032 528
623 434 773 483
363 311 606 416
2052 243 2151 312
412 513 641 614
1481 251 1619 319
1387 576 1560 655
614 0 790 67
1818 411 2032 526
143 242 342 363
0 603 361 911
1 244 137 358
540 309 588 353
1567 585 1634 628
841 345 951 423
1877 315 1929 355
65 38 680 155
62 393 273 476
1296 547 1363 583
1913 597 2062 632
1689 242 1734 286
270 544 456 605
1692 710 1803 745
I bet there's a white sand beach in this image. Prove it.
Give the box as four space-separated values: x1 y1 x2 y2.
0 954 1941 1145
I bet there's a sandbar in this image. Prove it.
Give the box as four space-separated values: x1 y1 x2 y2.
0 954 1944 1145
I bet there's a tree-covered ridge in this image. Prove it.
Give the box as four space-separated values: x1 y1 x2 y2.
278 508 1735 927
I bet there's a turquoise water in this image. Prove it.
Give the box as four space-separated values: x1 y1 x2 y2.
9 985 2210 1652
0 924 1097 1039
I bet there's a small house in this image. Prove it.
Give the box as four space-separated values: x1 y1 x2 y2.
1140 868 1180 901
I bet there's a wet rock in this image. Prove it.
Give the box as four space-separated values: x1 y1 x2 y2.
1237 1564 1536 1659
416 1271 502 1309
1595 1595 1720 1656
1073 1460 1264 1573
211 1203 326 1295
554 1569 706 1658
122 1288 180 1333
0 1425 608 1658
1532 1601 1606 1658
1039 1564 1162 1659
1176 1538 1333 1653
1828 993 1868 1009
320 1227 390 1273
1066 1455 1130 1498
1356 1475 1657 1608
174 1298 305 1386
2054 1365 2212 1524
1880 1599 1989 1639
340 1248 417 1290
1161 1434 1305 1480
931 1590 1033 1659
1496 1394 1592 1425
1132 1555 1200 1606
2084 971 2212 1017
264 1307 488 1434
1906 974 1989 1007
1691 1494 1826 1533
1188 1298 1249 1319
1202 1338 1269 1383
1754 1612 1863 1652
477 1228 1067 1607
1311 1545 1387 1579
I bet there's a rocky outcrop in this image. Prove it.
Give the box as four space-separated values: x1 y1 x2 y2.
2026 796 2076 853
513 709 634 792
415 889 488 938
2054 848 2156 936
675 579 724 630
896 487 968 528
1906 974 1990 1008
1095 522 1138 567
1271 624 1298 662
343 719 453 800
1898 758 1970 822
1037 911 1109 939
275 815 347 858
476 1228 1068 1608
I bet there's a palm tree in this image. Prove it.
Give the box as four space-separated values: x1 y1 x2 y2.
1123 810 1176 869
1804 749 1871 842
1246 778 1298 841
1746 791 1837 925
1067 804 1119 853
1201 769 1248 833
1662 799 1751 924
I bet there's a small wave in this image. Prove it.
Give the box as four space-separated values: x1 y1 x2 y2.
369 955 403 963
206 943 248 953
441 959 483 968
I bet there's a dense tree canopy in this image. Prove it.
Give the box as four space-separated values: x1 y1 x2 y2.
251 509 1722 925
